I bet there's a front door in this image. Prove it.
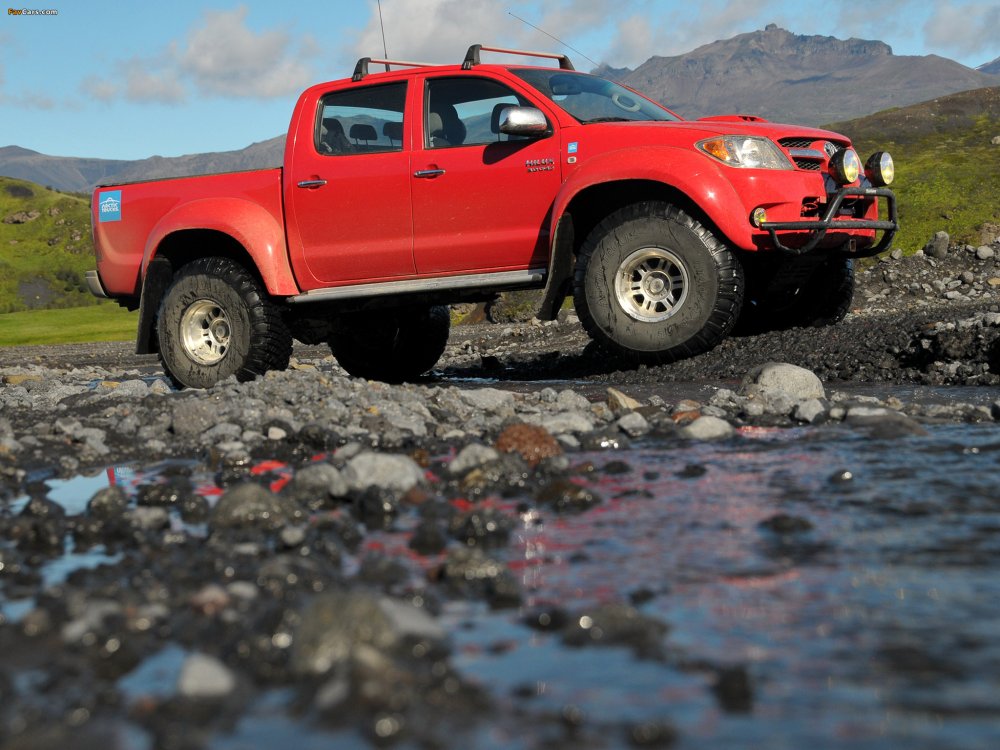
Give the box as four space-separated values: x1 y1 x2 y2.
411 75 561 275
286 80 415 288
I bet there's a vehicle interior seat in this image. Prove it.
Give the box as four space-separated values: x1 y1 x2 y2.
319 118 352 154
427 104 466 147
349 123 378 148
382 121 403 147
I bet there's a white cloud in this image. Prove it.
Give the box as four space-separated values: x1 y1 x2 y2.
79 4 315 104
179 6 313 97
924 2 1000 59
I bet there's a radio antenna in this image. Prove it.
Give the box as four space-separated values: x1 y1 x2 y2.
377 0 390 71
507 10 603 71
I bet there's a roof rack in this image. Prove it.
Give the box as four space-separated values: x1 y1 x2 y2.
462 44 575 71
352 57 436 82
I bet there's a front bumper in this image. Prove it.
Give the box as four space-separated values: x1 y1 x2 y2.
760 186 898 257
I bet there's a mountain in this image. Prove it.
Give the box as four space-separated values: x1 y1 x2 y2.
3 25 998 193
620 25 1000 125
0 136 285 195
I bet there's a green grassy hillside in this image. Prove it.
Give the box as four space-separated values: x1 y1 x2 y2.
0 176 97 314
827 87 1000 253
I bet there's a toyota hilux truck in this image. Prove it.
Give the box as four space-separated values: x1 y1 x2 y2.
88 44 897 389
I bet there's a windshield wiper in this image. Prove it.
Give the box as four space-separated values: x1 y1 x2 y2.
582 116 633 124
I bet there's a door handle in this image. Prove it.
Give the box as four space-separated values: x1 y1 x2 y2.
296 179 327 189
414 168 446 179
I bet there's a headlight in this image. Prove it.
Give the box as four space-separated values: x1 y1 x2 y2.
865 151 894 186
829 148 861 184
696 136 792 170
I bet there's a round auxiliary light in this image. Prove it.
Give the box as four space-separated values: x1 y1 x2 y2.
751 207 768 227
829 148 861 185
865 151 894 186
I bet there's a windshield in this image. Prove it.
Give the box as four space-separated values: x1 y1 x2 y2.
512 69 679 124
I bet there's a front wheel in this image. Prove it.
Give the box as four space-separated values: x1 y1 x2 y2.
329 305 450 382
157 257 292 389
574 202 744 364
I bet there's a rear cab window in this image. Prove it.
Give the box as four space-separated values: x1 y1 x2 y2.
316 81 408 155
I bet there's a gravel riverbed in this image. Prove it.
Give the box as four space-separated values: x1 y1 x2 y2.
2 244 1000 748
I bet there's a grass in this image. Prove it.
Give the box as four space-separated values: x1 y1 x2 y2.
0 304 137 347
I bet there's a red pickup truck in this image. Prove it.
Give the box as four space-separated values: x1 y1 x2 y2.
88 44 897 389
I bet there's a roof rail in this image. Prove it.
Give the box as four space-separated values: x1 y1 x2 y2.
352 57 436 82
462 44 575 71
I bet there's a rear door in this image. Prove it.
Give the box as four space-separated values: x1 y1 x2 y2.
410 74 561 275
285 81 415 288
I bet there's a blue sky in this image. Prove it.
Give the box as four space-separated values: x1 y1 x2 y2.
2 0 998 161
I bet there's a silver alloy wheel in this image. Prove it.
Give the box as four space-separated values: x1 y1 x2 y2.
179 299 231 365
615 247 689 322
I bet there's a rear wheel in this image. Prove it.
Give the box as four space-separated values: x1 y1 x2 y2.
329 305 450 382
573 202 743 363
156 257 292 389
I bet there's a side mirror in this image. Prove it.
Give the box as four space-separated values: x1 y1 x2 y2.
498 106 549 137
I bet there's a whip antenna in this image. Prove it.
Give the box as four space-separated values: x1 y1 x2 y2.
507 10 603 71
377 0 390 71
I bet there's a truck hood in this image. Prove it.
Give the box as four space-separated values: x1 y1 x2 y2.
584 117 851 146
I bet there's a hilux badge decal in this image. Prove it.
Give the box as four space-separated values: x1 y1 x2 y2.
98 191 122 222
525 157 555 173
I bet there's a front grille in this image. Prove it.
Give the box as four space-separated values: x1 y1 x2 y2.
779 137 815 149
793 159 822 171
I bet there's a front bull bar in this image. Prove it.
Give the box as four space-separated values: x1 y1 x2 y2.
761 186 898 258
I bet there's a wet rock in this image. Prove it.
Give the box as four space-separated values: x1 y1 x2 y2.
282 462 349 508
177 653 237 699
536 478 601 513
494 423 562 467
353 487 400 530
556 388 591 411
846 406 928 437
562 603 667 658
680 416 734 440
449 507 513 548
607 387 642 412
409 519 448 555
793 398 827 424
448 443 501 476
924 231 950 259
759 513 814 533
579 429 632 450
742 362 825 402
712 665 754 713
343 452 425 494
628 720 678 747
211 483 305 530
292 590 445 676
528 410 594 435
440 546 521 607
617 411 650 437
87 486 129 520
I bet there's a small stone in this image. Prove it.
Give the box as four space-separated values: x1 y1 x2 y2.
177 653 236 699
343 452 425 494
617 411 650 437
458 388 516 416
211 483 304 529
977 246 995 260
923 231 950 259
793 399 827 424
87 486 129 520
448 443 501 476
495 423 562 467
680 416 734 440
606 387 642 412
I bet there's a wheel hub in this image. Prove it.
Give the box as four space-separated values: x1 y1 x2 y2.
180 299 231 365
615 247 689 323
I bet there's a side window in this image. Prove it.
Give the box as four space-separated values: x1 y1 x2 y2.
425 77 534 149
317 81 407 156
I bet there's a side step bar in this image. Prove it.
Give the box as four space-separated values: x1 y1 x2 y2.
287 267 547 304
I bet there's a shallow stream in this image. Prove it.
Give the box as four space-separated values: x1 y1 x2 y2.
2 384 1000 748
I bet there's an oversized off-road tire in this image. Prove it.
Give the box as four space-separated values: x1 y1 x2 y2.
573 202 744 364
737 257 854 334
329 305 450 382
156 257 292 389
